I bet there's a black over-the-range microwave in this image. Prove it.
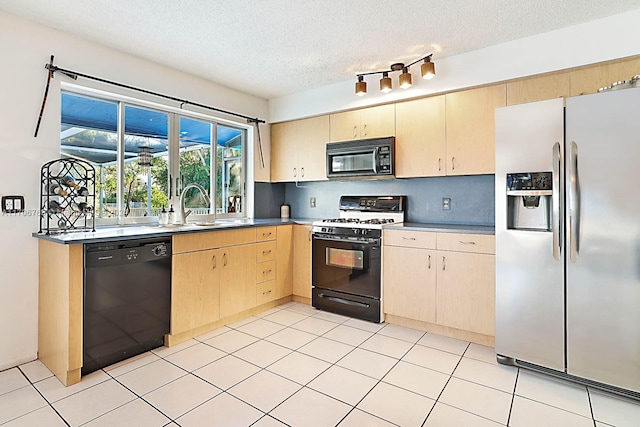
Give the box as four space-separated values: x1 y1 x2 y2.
326 137 395 179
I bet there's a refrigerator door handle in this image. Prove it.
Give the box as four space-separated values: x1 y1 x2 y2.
569 141 580 262
552 142 562 260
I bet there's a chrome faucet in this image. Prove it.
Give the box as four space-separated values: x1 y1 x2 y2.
175 183 211 224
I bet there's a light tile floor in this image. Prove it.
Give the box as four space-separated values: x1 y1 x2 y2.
1 302 640 426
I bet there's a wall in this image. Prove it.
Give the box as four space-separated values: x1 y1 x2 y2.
254 182 285 218
0 10 268 370
284 175 494 225
269 9 640 122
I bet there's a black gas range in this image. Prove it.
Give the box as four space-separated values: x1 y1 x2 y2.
311 196 406 323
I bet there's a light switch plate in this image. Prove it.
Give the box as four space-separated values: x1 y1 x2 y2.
2 195 25 213
310 197 316 208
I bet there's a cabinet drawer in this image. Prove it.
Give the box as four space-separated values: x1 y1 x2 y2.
256 241 277 262
173 228 256 254
256 260 276 283
383 229 436 249
436 233 495 254
257 280 276 305
257 226 277 242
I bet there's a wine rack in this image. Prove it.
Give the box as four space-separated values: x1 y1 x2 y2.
39 158 96 234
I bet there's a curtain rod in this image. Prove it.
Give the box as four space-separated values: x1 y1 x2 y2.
34 55 267 167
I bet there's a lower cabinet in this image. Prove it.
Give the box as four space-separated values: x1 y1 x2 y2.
383 245 436 323
293 224 312 300
383 230 495 339
171 249 220 336
219 243 257 318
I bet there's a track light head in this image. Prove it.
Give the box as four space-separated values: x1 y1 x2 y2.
355 75 367 96
380 72 392 93
399 67 412 89
421 56 435 80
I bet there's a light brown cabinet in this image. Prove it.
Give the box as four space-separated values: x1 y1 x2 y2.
329 104 395 142
383 230 495 338
276 225 294 299
395 96 446 177
570 57 640 96
445 84 506 175
270 116 329 182
293 224 313 300
171 249 220 335
507 72 571 106
219 243 257 318
383 244 437 323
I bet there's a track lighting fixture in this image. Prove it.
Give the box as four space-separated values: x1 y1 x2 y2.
354 54 435 95
355 75 367 96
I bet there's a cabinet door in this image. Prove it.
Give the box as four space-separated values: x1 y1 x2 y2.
292 225 312 299
276 225 293 298
445 84 506 175
436 251 495 336
507 72 570 106
395 96 446 177
329 110 361 142
297 116 330 182
570 57 640 96
219 244 256 318
171 249 219 335
383 246 436 323
270 121 300 182
359 104 395 139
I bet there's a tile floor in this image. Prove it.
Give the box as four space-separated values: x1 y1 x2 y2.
1 302 639 426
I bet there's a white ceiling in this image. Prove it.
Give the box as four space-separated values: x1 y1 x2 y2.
2 0 640 100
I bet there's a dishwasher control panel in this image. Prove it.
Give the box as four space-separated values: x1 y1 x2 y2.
152 244 169 257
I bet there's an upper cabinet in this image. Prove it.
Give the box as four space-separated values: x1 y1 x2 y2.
329 104 395 142
445 84 506 176
507 72 571 106
395 95 446 178
570 57 640 96
270 115 330 182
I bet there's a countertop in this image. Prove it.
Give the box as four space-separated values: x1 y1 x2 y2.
32 218 316 244
384 222 495 235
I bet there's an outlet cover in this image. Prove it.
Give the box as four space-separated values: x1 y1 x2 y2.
2 195 25 213
442 198 451 210
310 197 316 208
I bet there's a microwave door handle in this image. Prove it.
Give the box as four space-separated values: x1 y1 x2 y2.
372 147 379 174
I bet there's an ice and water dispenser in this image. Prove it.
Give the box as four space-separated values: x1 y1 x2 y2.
506 172 553 231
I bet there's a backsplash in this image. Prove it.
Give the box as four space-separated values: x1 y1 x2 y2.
274 175 495 225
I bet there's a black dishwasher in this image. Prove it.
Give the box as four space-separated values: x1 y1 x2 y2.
83 237 171 375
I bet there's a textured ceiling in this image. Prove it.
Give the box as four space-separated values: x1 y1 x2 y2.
2 0 640 99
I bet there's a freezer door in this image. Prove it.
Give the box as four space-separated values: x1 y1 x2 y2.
495 98 565 370
565 88 640 393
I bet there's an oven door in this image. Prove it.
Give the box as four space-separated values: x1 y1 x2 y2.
311 234 382 322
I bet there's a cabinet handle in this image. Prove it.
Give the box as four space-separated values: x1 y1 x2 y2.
300 167 304 177
459 240 476 245
402 237 416 241
308 230 312 242
438 158 442 171
363 124 367 136
212 255 216 269
293 167 297 178
263 232 272 237
353 125 357 137
223 253 227 267
451 157 455 171
427 255 431 269
262 250 272 255
263 269 272 275
442 256 446 270
263 290 272 296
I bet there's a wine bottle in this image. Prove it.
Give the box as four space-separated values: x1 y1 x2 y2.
72 201 93 214
46 180 68 196
76 186 90 197
47 200 63 214
61 175 81 189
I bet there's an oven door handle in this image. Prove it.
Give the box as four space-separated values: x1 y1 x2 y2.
312 234 380 245
317 293 370 308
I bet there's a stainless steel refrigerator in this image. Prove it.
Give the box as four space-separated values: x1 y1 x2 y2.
495 88 640 397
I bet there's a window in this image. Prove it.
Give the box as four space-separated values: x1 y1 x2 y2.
60 91 246 222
